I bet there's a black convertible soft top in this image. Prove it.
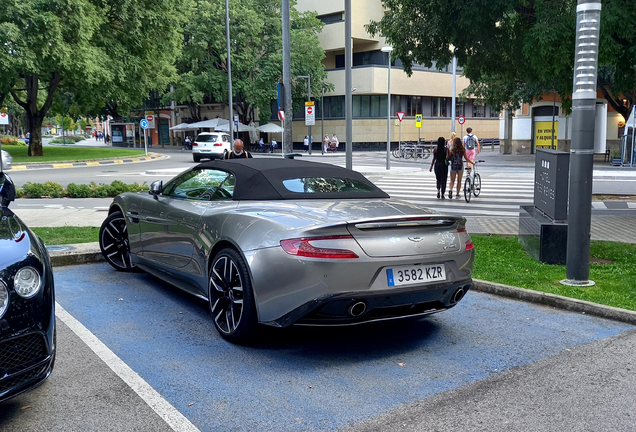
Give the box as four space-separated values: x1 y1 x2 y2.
195 158 390 200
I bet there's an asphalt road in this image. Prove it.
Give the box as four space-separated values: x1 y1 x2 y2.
1 263 633 431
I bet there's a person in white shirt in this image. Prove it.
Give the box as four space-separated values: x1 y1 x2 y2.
462 127 480 170
303 136 309 152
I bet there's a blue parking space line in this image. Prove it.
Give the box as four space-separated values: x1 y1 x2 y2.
54 264 633 432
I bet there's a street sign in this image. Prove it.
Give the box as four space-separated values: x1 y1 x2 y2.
278 110 285 121
415 114 422 128
140 119 149 129
146 115 155 129
234 114 239 127
305 101 315 126
0 112 8 125
396 112 405 122
458 116 466 125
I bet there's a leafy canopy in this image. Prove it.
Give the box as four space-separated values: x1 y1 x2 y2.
368 0 636 120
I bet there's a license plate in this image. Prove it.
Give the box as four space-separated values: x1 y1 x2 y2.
386 264 446 287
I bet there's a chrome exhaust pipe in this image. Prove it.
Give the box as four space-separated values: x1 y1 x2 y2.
452 288 464 304
347 301 367 318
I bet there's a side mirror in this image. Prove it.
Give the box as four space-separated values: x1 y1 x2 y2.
149 180 163 198
0 172 16 208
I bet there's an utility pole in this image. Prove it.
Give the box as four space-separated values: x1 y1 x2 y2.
562 0 602 287
381 46 393 170
452 56 457 132
282 0 293 154
345 0 352 169
225 0 234 141
297 75 312 154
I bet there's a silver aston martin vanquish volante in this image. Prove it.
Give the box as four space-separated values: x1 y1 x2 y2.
99 158 474 343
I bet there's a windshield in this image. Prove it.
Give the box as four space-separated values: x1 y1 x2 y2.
195 134 219 143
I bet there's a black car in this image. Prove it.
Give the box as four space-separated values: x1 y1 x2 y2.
0 172 55 403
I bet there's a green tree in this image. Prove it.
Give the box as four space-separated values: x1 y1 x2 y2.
170 0 327 125
367 0 636 120
0 0 186 156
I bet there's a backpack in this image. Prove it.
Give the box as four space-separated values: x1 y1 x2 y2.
465 134 476 150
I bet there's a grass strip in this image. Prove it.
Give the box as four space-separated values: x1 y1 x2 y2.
32 227 99 245
4 146 146 163
472 234 636 311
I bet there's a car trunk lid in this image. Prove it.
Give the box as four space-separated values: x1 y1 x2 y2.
346 215 464 257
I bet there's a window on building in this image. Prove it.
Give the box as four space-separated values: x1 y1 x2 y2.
490 106 500 117
432 97 447 117
329 96 344 118
473 102 485 118
406 96 421 116
455 101 464 117
318 12 343 25
335 55 345 69
391 95 402 114
352 95 387 117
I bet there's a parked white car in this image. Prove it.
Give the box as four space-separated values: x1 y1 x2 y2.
192 132 231 162
1 150 11 170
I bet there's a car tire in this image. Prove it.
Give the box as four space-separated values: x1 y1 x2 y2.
193 154 201 163
208 248 258 343
99 211 136 272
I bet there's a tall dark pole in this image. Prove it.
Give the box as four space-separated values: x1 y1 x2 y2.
345 0 352 169
282 0 292 154
321 84 325 154
225 0 234 141
563 0 602 286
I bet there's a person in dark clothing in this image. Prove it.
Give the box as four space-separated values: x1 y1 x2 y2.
224 139 253 159
429 136 449 199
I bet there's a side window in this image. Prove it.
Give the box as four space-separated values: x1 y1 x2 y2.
223 135 231 143
164 169 235 201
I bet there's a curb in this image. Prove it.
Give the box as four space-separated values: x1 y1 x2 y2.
46 245 636 326
10 153 166 171
473 279 636 325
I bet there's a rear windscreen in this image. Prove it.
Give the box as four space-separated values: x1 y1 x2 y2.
282 177 379 194
195 134 218 143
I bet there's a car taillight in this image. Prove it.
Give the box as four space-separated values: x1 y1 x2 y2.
213 143 223 146
280 235 359 259
192 143 198 146
457 228 474 250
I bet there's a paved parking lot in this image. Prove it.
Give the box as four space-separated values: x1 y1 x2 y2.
1 263 633 431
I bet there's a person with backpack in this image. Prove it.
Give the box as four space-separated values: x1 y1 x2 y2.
462 127 480 170
224 139 253 159
448 137 474 199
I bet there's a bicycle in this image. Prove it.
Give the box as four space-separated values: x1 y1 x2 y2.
463 160 484 203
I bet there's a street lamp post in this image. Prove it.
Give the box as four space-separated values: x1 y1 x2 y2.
297 75 312 154
381 46 393 170
321 83 328 155
562 0 602 286
225 0 234 140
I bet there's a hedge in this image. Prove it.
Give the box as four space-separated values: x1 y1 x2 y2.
18 180 149 198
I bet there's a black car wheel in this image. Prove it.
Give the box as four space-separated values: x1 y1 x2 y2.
99 211 136 272
193 154 201 163
208 248 258 343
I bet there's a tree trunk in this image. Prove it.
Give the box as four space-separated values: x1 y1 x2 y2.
10 72 61 157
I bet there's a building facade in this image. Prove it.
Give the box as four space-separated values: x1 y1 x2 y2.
291 0 500 148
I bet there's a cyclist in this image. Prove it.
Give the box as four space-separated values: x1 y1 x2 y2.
462 127 480 170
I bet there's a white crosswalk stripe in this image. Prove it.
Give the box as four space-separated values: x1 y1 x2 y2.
372 172 535 218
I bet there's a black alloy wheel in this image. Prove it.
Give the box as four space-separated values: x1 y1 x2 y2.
99 211 136 272
464 177 472 203
208 248 258 343
473 173 482 197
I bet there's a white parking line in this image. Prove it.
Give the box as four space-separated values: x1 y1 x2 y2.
55 303 200 432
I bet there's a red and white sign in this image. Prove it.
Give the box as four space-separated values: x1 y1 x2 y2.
0 112 8 125
304 103 315 126
307 106 313 115
396 112 405 122
458 116 466 125
278 110 285 121
146 115 156 129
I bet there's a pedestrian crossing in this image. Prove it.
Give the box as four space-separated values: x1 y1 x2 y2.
373 172 532 218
